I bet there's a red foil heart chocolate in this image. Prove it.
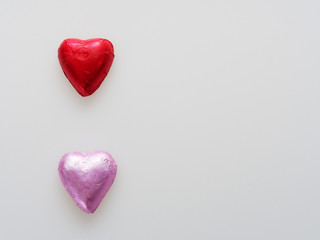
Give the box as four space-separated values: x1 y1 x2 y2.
58 38 114 96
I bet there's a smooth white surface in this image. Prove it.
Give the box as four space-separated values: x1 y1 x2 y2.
0 0 320 239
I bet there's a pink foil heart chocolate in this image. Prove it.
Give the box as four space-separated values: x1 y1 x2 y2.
58 151 117 213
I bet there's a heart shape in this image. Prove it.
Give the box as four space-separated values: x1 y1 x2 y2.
58 151 117 213
58 38 114 97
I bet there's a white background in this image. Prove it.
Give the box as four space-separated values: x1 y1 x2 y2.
0 0 320 239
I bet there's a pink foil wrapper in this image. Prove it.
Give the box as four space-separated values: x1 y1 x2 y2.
58 151 117 213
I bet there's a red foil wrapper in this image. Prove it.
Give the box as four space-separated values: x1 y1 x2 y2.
58 38 114 97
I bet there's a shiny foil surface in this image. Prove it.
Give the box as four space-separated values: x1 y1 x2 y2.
58 38 114 97
58 151 117 213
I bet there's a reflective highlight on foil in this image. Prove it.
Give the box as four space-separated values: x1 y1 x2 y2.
58 151 117 213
